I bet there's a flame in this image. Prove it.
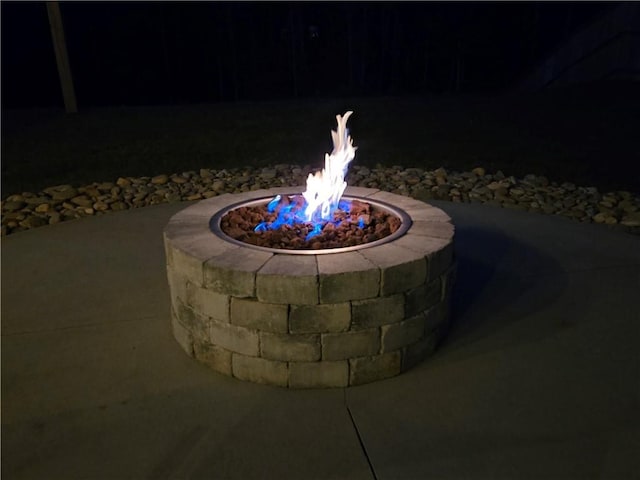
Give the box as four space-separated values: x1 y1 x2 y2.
302 111 357 222
254 111 357 240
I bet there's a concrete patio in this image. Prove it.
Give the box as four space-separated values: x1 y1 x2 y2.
2 199 639 479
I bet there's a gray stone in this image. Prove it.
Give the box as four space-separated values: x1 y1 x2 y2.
171 309 194 357
381 314 426 353
187 284 230 322
405 279 441 317
174 299 209 342
260 332 320 362
322 328 380 360
193 341 232 375
406 221 455 240
230 298 288 333
166 265 189 305
440 263 457 301
351 294 404 330
232 353 288 386
317 252 379 303
402 330 439 372
424 302 448 333
209 320 259 356
349 352 401 385
256 255 318 305
427 241 454 282
204 247 273 297
289 360 349 388
359 243 427 295
289 303 351 333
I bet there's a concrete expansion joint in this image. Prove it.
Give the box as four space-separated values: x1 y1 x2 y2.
345 401 379 480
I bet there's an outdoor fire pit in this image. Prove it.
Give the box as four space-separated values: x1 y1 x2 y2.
164 112 456 387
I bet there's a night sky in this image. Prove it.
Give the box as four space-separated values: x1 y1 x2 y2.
2 2 618 109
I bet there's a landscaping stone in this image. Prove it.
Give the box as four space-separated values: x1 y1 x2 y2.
3 164 639 237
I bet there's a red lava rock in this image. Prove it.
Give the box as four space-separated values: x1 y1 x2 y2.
220 195 401 251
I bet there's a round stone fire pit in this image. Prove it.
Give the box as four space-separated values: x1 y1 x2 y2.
164 186 456 388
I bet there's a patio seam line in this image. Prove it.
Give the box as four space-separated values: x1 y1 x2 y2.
344 389 378 480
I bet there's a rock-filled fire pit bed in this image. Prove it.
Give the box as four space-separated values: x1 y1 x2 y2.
164 187 456 388
210 194 413 254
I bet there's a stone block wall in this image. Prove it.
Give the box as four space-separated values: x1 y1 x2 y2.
165 187 456 388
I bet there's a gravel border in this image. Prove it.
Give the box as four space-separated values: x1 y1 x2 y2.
2 164 639 236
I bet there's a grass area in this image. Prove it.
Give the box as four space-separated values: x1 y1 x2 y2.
2 81 639 197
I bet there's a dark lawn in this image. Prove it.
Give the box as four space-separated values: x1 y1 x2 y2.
2 81 639 197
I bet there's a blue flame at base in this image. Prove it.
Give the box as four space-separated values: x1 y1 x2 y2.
254 195 361 241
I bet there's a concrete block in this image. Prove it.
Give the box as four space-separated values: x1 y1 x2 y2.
163 234 174 266
381 314 426 352
351 294 404 330
322 328 380 360
368 191 430 210
209 319 259 356
359 243 427 295
402 331 438 372
289 303 351 333
427 241 454 282
171 309 194 357
174 299 209 342
441 262 458 301
230 298 288 333
163 218 211 243
317 252 379 303
187 284 230 322
260 332 320 362
406 221 455 240
289 361 349 388
403 205 452 222
193 341 232 375
256 255 318 305
405 278 441 318
343 186 380 198
178 194 233 215
166 265 189 305
425 302 448 333
165 230 236 286
204 247 273 297
168 244 206 286
349 352 401 385
232 353 288 387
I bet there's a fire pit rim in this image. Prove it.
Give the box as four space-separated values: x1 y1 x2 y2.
209 193 413 255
